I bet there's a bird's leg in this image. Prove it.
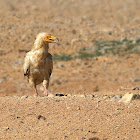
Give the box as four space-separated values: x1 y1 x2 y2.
29 79 39 96
34 85 39 96
43 79 49 96
44 86 49 96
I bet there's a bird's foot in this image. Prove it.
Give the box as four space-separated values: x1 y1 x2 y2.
45 92 49 96
34 86 39 97
45 90 49 96
44 86 49 96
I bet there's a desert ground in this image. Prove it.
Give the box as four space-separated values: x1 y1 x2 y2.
0 0 140 139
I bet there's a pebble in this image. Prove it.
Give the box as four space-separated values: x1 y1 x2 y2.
13 95 19 99
133 87 140 90
55 93 65 97
119 92 140 103
21 95 28 99
88 130 97 133
77 94 85 98
114 95 122 99
85 94 92 98
67 94 72 97
5 127 10 131
93 94 99 98
48 94 54 98
103 95 109 100
37 115 46 120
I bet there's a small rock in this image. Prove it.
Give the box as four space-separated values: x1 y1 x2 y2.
103 95 109 100
64 136 68 138
21 95 28 99
14 95 19 99
55 93 65 97
93 94 99 98
114 95 122 99
67 94 72 97
16 116 20 119
81 137 86 139
77 94 85 97
48 94 54 98
88 130 97 133
133 87 140 90
85 94 92 98
5 127 10 131
37 115 46 120
133 94 140 99
119 92 140 103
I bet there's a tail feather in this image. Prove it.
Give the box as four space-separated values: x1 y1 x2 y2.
24 69 29 77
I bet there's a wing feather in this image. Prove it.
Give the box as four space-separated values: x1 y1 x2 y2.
46 53 53 78
23 52 31 76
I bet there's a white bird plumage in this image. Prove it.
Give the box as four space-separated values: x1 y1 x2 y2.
23 32 58 96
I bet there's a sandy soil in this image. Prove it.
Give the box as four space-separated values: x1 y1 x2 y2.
0 0 140 139
0 96 139 140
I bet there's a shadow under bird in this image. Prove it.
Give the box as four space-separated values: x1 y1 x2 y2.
23 32 59 96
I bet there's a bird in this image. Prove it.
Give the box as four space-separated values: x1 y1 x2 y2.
23 32 59 96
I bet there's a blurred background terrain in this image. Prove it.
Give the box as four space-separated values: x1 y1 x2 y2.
0 0 140 96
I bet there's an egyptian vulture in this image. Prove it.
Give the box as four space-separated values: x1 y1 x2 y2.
23 32 58 96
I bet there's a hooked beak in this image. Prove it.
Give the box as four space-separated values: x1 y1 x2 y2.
44 34 59 43
49 36 59 43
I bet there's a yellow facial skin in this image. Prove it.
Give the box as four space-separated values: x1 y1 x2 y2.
44 34 59 43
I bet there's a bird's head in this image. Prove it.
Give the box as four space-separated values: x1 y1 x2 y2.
43 34 59 43
34 32 59 50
